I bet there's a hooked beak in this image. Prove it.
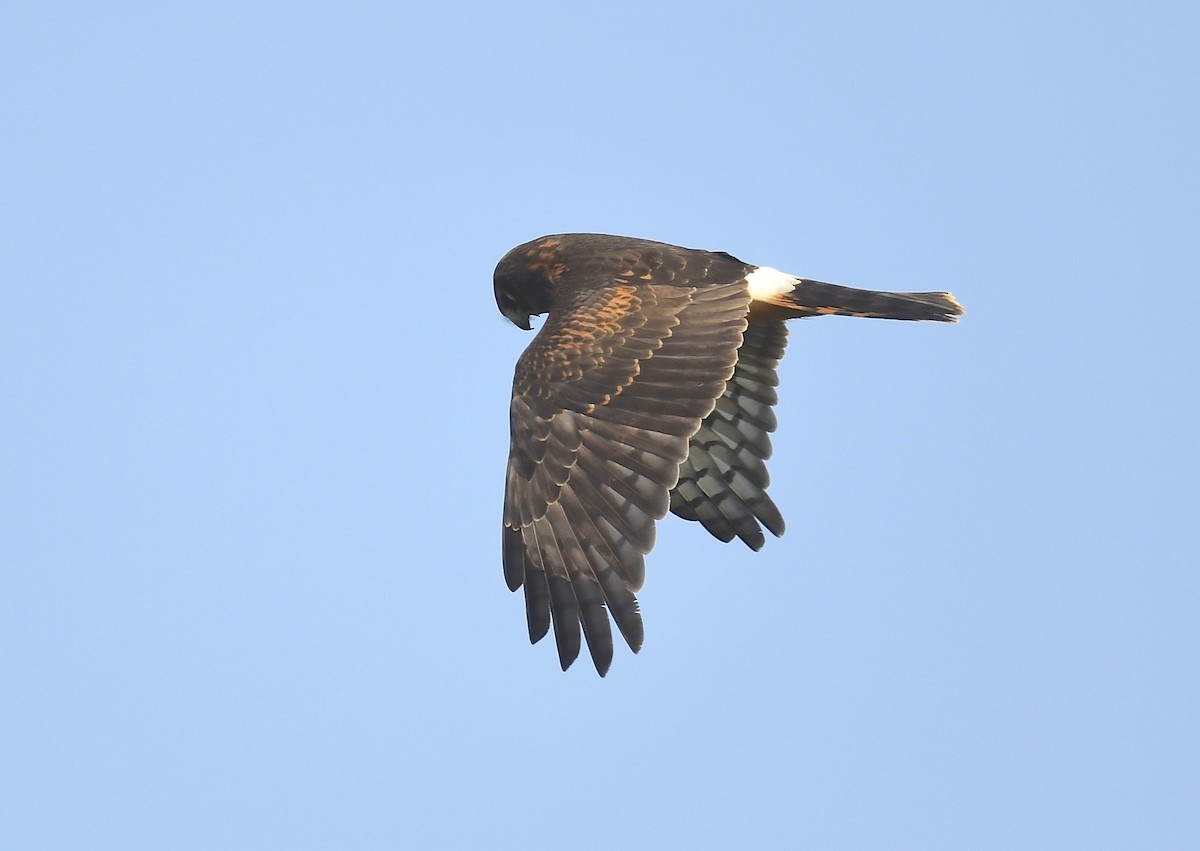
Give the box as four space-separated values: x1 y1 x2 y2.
503 306 533 331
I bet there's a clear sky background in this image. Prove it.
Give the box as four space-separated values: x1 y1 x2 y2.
3 1 1197 848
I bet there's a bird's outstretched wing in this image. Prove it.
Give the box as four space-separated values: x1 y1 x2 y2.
503 278 750 675
670 319 788 549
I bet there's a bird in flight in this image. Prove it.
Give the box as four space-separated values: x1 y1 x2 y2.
495 233 963 675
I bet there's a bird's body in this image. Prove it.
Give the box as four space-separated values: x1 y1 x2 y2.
495 233 963 675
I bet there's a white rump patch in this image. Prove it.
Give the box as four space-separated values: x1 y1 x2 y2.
745 266 799 302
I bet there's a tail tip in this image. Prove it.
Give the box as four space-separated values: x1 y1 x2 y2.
932 291 965 322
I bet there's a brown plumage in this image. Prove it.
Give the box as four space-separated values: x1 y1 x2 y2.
495 233 963 675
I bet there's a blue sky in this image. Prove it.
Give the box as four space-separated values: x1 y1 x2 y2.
3 1 1197 848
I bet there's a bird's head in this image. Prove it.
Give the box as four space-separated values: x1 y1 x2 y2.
493 236 564 331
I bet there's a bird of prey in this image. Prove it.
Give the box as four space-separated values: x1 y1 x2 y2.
495 233 963 675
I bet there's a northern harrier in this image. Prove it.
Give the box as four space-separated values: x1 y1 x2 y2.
495 234 963 675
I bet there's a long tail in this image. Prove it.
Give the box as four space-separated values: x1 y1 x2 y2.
751 271 964 322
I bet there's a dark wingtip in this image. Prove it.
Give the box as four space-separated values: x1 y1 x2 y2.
502 526 525 592
738 529 766 551
528 617 549 644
